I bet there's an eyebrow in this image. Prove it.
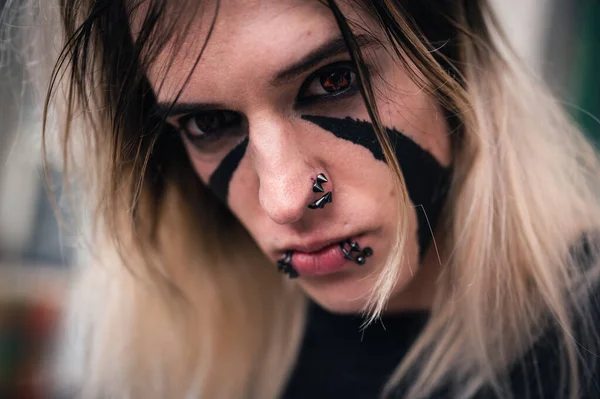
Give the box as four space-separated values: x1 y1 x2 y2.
271 33 377 86
154 33 379 116
154 102 227 117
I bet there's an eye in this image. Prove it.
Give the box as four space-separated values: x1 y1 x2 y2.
297 61 358 102
179 110 241 139
176 110 244 154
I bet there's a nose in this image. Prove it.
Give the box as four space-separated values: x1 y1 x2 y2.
249 116 315 225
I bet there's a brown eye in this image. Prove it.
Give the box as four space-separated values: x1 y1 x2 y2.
182 110 240 139
176 110 244 154
298 61 358 101
320 69 353 93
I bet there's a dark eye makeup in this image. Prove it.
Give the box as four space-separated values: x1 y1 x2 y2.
174 61 360 153
296 61 358 104
178 110 241 140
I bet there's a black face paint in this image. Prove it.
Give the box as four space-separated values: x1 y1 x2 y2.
208 138 249 203
302 115 450 260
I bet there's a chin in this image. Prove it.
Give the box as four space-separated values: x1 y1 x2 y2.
298 274 378 314
297 254 426 314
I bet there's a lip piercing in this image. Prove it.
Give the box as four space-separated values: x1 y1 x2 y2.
309 173 332 210
339 240 373 265
277 251 299 279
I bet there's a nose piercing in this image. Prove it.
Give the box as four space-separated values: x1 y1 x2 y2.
312 173 328 193
339 240 373 265
308 192 332 209
277 251 298 279
308 173 332 209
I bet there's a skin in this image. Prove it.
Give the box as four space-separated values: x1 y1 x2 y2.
147 0 452 313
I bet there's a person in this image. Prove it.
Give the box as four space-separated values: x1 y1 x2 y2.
32 0 600 397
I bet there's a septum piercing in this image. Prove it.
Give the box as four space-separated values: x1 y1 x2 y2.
309 173 332 209
339 240 373 265
277 251 298 279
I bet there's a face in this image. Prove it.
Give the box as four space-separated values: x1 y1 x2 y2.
147 0 452 313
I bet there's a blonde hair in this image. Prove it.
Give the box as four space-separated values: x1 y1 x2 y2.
10 0 600 397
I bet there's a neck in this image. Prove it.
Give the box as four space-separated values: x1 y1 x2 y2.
384 235 444 314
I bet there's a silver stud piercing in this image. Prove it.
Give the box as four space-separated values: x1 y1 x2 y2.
308 173 333 209
308 192 332 209
312 173 328 192
277 251 299 279
339 240 373 265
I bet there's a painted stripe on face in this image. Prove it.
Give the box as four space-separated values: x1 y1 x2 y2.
208 137 249 203
302 115 450 260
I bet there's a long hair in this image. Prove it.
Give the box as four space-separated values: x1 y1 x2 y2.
9 0 600 397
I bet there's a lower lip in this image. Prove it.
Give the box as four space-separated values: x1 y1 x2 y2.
291 241 356 277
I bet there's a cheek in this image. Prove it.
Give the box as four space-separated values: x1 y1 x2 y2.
381 96 452 168
373 60 452 167
187 141 261 236
226 161 261 226
301 115 451 261
188 157 213 185
185 138 249 204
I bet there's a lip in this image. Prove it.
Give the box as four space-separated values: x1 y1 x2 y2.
278 234 367 277
282 234 363 255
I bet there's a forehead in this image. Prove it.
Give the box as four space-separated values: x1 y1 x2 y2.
145 0 355 103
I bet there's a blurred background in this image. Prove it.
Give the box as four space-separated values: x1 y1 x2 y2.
0 0 599 288
0 0 598 395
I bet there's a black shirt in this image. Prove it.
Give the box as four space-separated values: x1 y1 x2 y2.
282 298 600 399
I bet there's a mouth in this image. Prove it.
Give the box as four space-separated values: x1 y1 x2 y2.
277 235 373 278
